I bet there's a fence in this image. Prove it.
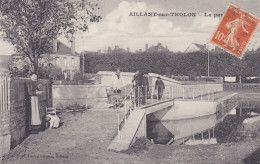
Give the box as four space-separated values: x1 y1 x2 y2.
0 76 9 111
223 83 260 90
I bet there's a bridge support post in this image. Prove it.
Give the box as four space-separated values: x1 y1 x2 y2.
192 88 194 100
208 130 211 144
236 108 242 116
143 114 147 137
117 109 121 140
182 87 185 99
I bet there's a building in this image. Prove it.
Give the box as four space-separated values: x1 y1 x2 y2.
184 43 208 53
10 38 80 80
52 38 80 80
146 43 170 53
110 45 127 54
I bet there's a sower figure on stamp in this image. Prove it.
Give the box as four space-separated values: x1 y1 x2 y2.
223 14 249 51
28 73 43 133
155 76 165 100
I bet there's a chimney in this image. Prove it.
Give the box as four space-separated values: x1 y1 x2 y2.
97 49 101 53
71 36 75 55
139 49 142 52
53 39 57 53
108 47 112 53
145 44 148 51
127 48 130 52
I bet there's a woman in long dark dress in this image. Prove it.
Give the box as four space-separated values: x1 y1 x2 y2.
28 73 42 131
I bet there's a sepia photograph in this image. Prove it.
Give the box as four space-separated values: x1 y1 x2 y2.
0 0 260 163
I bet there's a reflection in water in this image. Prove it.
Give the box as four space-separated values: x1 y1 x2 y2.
147 109 260 145
147 114 217 144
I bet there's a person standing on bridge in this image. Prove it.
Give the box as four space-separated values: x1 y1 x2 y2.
142 73 149 105
155 76 165 100
112 68 124 94
132 70 144 107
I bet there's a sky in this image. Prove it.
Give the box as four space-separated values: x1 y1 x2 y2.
0 0 260 55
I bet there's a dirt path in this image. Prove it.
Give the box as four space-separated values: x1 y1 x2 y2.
2 109 260 164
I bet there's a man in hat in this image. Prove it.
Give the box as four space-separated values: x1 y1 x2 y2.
132 70 144 106
155 76 165 100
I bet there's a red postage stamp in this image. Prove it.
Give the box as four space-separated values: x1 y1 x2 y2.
211 4 260 58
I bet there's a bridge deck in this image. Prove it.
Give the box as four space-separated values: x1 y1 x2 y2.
108 91 239 151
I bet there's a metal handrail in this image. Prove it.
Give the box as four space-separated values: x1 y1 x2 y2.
114 84 221 139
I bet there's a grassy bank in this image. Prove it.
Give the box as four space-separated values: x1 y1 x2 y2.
2 108 260 164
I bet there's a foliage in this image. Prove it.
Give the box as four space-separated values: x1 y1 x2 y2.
0 0 101 74
39 64 64 81
124 137 152 154
83 51 260 77
9 55 64 80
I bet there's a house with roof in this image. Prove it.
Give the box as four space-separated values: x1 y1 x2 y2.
106 45 128 54
145 43 170 53
52 38 80 80
184 43 208 53
10 37 80 80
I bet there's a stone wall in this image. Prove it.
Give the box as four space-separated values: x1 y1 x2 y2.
0 78 49 158
0 110 11 157
52 85 109 108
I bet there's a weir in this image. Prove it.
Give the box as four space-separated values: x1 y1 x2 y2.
108 91 238 151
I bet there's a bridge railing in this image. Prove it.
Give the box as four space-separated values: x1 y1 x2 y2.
116 85 218 139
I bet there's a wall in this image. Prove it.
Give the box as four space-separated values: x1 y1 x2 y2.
53 71 136 109
9 78 49 149
98 71 135 87
52 85 109 108
160 93 238 121
53 72 224 109
0 110 11 158
0 77 49 158
161 100 217 121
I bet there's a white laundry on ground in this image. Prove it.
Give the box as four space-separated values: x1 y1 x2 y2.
46 114 60 129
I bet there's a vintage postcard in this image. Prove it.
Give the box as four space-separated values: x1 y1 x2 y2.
0 0 260 164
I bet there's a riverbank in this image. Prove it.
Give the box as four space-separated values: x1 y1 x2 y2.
2 108 260 164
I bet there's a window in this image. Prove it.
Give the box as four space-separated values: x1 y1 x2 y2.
72 58 75 66
55 58 59 65
64 57 67 66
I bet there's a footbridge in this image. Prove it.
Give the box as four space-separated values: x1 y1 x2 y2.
107 84 239 151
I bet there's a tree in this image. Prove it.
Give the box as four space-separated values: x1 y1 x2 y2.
0 0 101 76
9 54 63 79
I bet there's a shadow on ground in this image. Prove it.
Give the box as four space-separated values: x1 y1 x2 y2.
243 147 260 164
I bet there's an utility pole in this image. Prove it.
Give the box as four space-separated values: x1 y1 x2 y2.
82 53 85 74
207 43 210 77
